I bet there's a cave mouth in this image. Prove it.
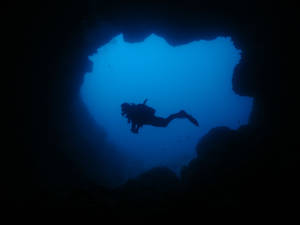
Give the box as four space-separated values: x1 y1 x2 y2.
80 33 253 177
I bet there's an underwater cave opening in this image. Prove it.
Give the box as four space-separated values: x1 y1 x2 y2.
80 33 253 179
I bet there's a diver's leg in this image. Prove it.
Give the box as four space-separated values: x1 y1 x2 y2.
149 111 199 127
149 116 170 127
149 113 183 127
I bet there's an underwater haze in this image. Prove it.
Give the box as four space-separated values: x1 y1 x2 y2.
81 33 253 177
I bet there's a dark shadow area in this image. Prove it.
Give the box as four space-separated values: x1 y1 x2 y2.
13 0 292 216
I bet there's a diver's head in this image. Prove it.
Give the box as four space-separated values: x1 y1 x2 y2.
121 103 131 116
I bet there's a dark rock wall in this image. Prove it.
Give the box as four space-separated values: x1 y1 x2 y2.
14 1 291 209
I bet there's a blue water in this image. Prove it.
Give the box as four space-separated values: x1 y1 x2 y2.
81 33 253 177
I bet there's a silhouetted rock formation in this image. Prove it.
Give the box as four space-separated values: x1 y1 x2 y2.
14 0 290 212
118 167 180 206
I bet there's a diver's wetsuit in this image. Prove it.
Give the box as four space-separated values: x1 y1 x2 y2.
121 100 199 133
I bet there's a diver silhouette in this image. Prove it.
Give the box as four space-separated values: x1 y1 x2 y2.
121 99 199 133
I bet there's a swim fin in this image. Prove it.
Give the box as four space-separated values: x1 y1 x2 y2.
187 114 199 126
179 110 199 126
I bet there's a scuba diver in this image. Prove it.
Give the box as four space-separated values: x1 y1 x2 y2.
121 99 199 133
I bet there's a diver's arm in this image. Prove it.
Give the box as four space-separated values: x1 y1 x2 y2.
131 122 138 133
